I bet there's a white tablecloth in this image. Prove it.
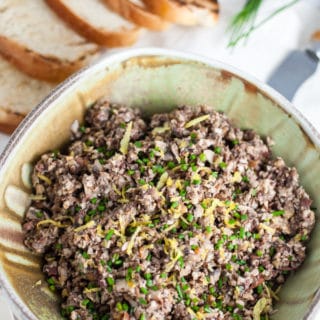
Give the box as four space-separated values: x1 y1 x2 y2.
0 0 319 318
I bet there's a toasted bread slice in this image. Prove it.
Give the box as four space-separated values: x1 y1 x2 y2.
46 0 141 47
0 55 55 133
142 0 219 26
102 0 169 30
312 30 320 41
0 0 99 83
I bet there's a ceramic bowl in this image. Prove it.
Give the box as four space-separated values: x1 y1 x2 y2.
0 48 319 320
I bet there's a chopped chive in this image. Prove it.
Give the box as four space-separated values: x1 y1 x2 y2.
186 213 194 223
240 214 248 221
204 305 212 313
256 284 263 294
179 189 187 198
146 279 153 287
181 163 188 171
253 233 261 240
239 227 245 239
170 201 179 209
219 162 227 169
205 226 212 233
232 139 239 146
53 244 62 253
116 302 123 311
149 150 155 159
106 277 115 286
301 234 307 241
160 273 167 278
90 197 98 204
82 252 90 259
233 212 241 219
214 146 221 154
82 298 90 307
272 210 285 217
256 250 263 257
126 267 133 281
167 161 176 169
209 286 215 295
140 287 148 295
35 211 43 218
192 179 201 185
178 256 185 268
144 273 152 280
88 209 97 216
105 229 114 241
139 298 147 305
138 179 146 185
134 141 142 148
242 176 249 183
98 204 105 212
127 169 135 175
199 153 206 162
176 284 184 300
152 165 165 174
211 171 218 178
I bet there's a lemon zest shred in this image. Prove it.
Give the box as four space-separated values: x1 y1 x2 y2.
126 226 141 255
74 220 95 232
83 287 101 294
120 121 132 155
30 194 46 200
166 176 173 187
112 184 122 196
253 297 268 320
37 219 69 228
185 115 210 128
260 223 276 235
96 225 106 237
156 172 168 189
232 171 242 183
152 125 170 135
197 167 212 175
37 174 52 185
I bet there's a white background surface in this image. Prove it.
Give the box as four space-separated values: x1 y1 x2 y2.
0 0 319 319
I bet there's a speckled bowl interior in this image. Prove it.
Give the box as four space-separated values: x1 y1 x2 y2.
0 49 319 320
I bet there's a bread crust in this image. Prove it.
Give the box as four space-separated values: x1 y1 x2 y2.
142 0 219 25
312 31 320 41
0 107 24 134
0 36 95 83
102 0 169 31
46 0 141 47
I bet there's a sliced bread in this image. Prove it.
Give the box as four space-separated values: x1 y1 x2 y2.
0 0 99 83
313 30 320 40
102 0 170 30
0 55 56 133
46 0 141 47
142 0 219 26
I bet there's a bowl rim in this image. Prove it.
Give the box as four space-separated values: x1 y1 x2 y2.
0 47 319 320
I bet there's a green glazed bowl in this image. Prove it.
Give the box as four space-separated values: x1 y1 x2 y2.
0 48 319 320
